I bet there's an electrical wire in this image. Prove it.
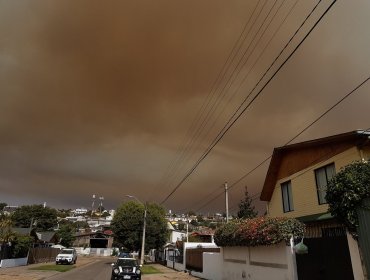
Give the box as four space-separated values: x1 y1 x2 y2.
156 1 272 193
191 75 370 213
160 0 336 205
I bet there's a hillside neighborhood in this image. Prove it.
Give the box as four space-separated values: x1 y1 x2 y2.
1 0 370 279
1 130 370 279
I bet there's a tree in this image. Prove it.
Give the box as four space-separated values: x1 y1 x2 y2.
326 161 370 233
0 215 15 244
196 215 204 223
237 187 258 219
57 209 71 219
58 224 76 247
11 204 58 231
0 202 7 211
12 234 33 258
177 221 185 231
0 215 15 259
111 201 168 253
187 210 196 217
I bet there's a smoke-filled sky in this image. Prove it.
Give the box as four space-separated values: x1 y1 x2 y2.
1 0 369 214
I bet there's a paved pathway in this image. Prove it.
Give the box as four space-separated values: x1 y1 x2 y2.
143 263 200 279
0 256 98 280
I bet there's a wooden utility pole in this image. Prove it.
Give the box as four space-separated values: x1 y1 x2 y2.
224 182 229 223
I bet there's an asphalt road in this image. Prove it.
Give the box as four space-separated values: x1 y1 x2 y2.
0 257 199 280
49 258 113 280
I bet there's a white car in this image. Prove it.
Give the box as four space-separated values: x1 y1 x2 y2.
55 248 78 265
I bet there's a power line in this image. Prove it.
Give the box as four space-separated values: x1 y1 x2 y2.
228 127 370 211
156 0 272 193
174 0 301 213
160 0 335 205
168 0 286 186
199 76 370 213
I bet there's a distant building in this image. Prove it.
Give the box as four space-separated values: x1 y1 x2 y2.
3 205 18 215
72 208 88 216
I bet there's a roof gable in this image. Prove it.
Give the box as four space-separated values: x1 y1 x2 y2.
260 130 370 201
36 231 57 242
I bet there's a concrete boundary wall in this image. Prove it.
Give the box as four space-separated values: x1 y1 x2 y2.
190 242 297 280
0 258 28 268
75 247 114 256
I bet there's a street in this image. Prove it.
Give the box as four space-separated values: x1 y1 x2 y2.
0 257 199 280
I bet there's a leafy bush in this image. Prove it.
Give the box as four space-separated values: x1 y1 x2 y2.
326 161 370 233
12 235 33 258
214 217 305 247
111 248 119 256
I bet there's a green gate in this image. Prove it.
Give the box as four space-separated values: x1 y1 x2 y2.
357 198 370 279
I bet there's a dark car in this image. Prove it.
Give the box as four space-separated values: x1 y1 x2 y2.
118 252 132 258
111 258 141 280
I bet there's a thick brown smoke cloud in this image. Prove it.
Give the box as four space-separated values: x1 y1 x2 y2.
0 0 370 213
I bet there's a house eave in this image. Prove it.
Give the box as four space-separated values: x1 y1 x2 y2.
260 130 370 202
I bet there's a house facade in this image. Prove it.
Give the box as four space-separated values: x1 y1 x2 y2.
260 130 370 280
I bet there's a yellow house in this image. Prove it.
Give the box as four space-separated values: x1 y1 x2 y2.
260 130 370 280
261 130 370 218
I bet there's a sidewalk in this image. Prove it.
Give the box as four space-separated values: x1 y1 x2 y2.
0 256 99 280
143 264 200 280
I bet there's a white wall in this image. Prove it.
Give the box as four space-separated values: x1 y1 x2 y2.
190 242 296 280
164 241 297 280
0 258 28 268
170 231 186 243
192 252 222 280
75 247 114 256
346 232 365 280
166 241 219 273
221 243 296 280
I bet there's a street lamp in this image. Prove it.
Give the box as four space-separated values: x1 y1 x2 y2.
125 195 147 266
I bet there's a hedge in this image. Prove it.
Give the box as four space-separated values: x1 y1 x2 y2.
214 217 305 247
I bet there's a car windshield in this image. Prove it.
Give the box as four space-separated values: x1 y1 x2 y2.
119 252 131 257
116 259 138 267
60 249 73 254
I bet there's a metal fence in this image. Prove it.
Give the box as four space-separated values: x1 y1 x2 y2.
357 198 370 279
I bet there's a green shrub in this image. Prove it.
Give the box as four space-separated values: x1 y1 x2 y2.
326 161 370 233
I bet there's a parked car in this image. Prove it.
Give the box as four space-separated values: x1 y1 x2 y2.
118 252 132 258
55 248 77 265
111 258 141 280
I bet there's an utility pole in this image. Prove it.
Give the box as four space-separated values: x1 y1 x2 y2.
99 196 104 215
224 182 229 223
125 195 147 266
141 203 147 266
186 214 189 242
91 194 96 218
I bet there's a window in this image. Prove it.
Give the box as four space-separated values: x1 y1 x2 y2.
281 181 293 212
315 163 335 204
